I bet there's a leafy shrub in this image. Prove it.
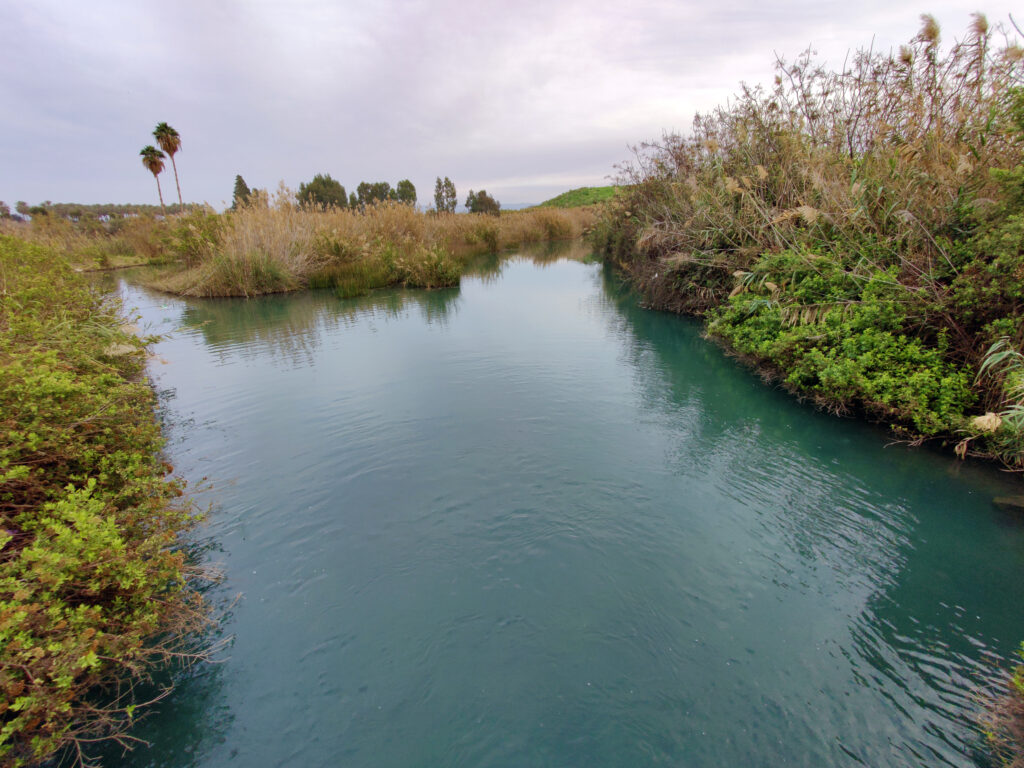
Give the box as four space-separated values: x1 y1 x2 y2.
708 251 975 433
0 236 206 766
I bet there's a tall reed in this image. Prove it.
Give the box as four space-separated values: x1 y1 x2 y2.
152 190 595 297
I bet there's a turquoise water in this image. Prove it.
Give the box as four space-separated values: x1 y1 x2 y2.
104 247 1024 767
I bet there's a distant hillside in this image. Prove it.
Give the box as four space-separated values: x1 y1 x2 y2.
536 186 617 208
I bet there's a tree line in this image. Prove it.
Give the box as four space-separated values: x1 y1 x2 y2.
231 173 501 215
0 200 194 221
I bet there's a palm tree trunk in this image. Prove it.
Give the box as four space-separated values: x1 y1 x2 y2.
154 175 166 217
170 155 183 213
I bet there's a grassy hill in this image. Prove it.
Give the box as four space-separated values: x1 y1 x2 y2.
536 186 618 208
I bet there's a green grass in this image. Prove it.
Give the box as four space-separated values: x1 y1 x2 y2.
535 186 618 208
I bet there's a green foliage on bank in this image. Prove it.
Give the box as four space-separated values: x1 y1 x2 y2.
0 236 204 766
537 186 618 208
706 250 975 435
590 15 1024 463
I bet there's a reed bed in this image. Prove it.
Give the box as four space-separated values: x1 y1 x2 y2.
152 193 595 298
0 214 171 269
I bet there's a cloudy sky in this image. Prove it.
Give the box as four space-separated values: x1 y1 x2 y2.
2 1 1020 209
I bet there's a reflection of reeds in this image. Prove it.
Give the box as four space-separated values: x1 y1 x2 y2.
464 238 596 284
151 194 596 298
171 279 464 365
162 241 593 363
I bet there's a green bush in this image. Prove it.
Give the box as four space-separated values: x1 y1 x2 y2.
708 251 975 433
0 235 205 766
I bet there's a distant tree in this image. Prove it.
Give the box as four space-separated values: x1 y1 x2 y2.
434 176 457 213
0 201 10 218
232 175 252 210
153 123 183 213
396 179 416 206
139 145 167 216
433 178 444 212
349 192 358 209
356 181 396 206
466 189 500 216
299 173 347 209
16 201 29 216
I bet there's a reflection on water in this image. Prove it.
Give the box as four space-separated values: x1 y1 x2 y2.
95 249 1024 768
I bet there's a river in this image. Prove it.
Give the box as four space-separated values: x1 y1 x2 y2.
100 243 1024 767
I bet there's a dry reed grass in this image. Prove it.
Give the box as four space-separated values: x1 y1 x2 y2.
153 189 595 297
0 215 169 269
599 14 1024 320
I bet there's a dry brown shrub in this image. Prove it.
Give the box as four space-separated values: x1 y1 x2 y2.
609 15 1023 275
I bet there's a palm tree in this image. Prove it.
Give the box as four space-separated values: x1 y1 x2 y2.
140 145 167 217
153 122 183 212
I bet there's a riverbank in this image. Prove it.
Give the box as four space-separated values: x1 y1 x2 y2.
1 198 596 299
0 235 207 766
590 16 1024 471
153 197 595 298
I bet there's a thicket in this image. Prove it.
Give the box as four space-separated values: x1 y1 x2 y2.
0 236 208 766
298 173 347 209
465 189 501 216
591 14 1024 462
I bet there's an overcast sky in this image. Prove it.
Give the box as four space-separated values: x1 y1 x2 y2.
1 1 1020 209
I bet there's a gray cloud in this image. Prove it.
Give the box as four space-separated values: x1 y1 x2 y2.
2 0 1020 208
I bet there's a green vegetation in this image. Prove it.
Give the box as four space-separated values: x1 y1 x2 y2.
294 177 419 210
395 179 416 206
465 189 500 216
356 181 396 206
591 14 1024 464
434 176 457 213
232 175 252 210
537 186 618 208
0 235 207 766
298 173 347 209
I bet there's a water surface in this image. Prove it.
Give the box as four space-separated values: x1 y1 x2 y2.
105 246 1024 767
